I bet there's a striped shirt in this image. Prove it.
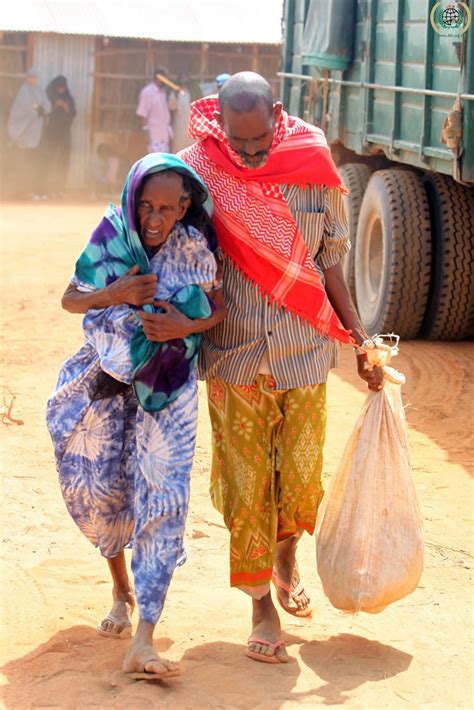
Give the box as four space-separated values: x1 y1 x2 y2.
198 185 350 388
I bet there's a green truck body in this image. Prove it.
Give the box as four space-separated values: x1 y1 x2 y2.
281 0 474 340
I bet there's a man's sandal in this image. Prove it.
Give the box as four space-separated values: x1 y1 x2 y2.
271 569 312 619
245 637 287 664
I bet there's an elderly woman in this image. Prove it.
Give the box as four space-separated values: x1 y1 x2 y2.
46 153 226 679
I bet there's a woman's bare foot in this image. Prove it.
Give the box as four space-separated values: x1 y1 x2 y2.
247 592 289 663
273 531 312 617
123 619 180 680
123 642 180 680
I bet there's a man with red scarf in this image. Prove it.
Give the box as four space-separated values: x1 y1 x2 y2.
157 72 383 663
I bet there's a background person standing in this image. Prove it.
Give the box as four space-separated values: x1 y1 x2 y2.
136 67 173 152
215 73 231 91
43 75 76 198
7 68 49 199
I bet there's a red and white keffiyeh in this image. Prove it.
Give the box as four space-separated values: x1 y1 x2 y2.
181 96 353 344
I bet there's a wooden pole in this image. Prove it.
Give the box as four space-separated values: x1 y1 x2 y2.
154 73 180 91
252 44 259 71
91 37 102 147
200 42 209 84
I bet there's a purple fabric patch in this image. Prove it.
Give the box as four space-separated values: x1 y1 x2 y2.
134 343 191 398
90 216 117 246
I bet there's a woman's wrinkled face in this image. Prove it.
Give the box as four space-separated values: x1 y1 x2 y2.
136 172 190 252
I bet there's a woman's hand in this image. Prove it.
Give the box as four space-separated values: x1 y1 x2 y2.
138 301 193 342
61 266 157 313
138 288 227 343
107 265 157 306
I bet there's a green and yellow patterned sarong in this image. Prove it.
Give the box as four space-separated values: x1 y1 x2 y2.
207 375 326 598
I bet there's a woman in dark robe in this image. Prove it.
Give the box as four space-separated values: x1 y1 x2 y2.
44 75 76 196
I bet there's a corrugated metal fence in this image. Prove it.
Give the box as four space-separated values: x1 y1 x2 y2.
33 34 95 189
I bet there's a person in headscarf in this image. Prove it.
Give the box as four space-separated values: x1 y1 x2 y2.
46 153 226 680
215 73 231 90
44 75 76 197
180 72 384 664
7 68 50 198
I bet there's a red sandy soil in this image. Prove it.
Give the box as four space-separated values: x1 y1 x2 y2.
0 202 472 708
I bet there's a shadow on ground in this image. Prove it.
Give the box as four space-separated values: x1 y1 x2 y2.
1 627 412 708
297 633 412 705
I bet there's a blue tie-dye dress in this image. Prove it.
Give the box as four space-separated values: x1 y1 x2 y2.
46 155 217 624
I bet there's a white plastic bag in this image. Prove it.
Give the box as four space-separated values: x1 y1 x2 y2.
316 338 423 613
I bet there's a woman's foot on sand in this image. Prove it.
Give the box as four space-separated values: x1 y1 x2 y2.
123 640 181 680
273 533 312 618
97 589 135 638
246 593 289 664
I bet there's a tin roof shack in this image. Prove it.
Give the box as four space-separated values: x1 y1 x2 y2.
1 0 282 192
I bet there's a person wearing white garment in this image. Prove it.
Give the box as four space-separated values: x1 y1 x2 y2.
136 68 173 152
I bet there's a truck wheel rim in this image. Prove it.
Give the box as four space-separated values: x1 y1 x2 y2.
363 210 384 307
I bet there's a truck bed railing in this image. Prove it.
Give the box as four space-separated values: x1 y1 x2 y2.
278 72 474 102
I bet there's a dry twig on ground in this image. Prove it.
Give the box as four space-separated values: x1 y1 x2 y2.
0 386 24 426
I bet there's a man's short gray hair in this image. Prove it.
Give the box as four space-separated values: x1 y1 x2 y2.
218 72 273 114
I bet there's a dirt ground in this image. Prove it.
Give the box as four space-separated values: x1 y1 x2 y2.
0 202 472 709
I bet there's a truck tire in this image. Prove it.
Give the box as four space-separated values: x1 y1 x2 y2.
420 174 474 340
339 163 373 304
355 169 431 338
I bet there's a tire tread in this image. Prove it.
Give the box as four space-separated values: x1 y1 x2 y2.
421 173 474 340
356 169 432 338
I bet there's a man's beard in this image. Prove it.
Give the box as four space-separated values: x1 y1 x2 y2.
238 151 269 169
